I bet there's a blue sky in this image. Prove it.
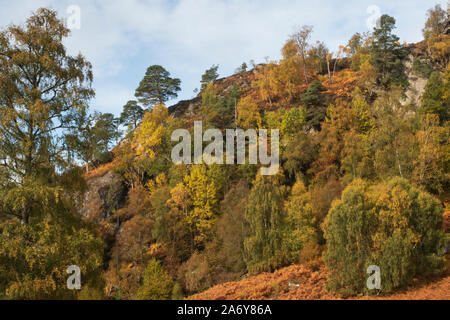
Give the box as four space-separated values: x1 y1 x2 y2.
0 0 446 116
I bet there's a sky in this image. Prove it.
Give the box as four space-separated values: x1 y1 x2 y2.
0 0 447 116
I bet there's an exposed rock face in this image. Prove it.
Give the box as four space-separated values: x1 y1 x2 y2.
168 68 257 119
403 54 428 106
80 171 114 219
81 54 432 221
79 68 258 220
168 96 202 119
80 170 127 221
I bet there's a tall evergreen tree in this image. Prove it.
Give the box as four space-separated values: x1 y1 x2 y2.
200 65 219 91
68 112 120 172
92 113 121 154
120 100 145 131
135 65 181 108
301 80 326 129
370 15 408 89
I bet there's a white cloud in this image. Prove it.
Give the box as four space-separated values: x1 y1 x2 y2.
0 0 445 115
93 83 136 114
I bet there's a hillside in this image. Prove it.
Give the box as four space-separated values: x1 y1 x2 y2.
189 258 450 300
1 5 448 301
79 32 449 300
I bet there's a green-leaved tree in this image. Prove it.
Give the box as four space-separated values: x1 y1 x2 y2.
0 8 94 224
135 65 181 108
200 65 219 91
244 174 288 273
120 100 145 132
323 178 446 295
370 15 408 90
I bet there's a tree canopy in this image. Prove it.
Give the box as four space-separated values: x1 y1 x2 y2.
201 65 220 91
0 8 94 223
0 5 448 301
120 100 145 132
370 15 408 89
135 65 181 108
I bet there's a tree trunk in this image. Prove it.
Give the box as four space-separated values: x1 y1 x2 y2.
327 57 332 84
333 59 339 79
302 53 309 84
395 140 404 179
234 98 237 130
21 205 30 225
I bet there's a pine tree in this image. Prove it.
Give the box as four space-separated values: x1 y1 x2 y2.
92 113 121 154
370 15 408 89
120 100 145 131
200 65 219 91
135 65 181 108
301 80 326 129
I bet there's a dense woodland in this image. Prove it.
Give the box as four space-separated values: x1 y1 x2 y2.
0 5 449 299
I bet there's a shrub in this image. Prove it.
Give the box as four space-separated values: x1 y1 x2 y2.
323 178 446 295
171 282 184 300
283 180 320 264
136 259 173 300
0 219 104 300
244 174 289 273
413 58 434 78
421 71 448 123
177 252 211 294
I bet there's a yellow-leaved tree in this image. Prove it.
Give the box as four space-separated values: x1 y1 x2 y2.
237 96 262 129
184 165 218 248
133 104 169 159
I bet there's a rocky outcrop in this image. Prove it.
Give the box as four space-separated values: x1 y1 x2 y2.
80 170 127 221
168 67 258 119
403 54 428 106
80 170 114 219
168 96 202 119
